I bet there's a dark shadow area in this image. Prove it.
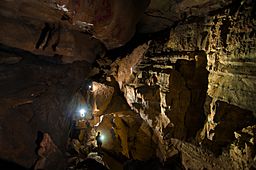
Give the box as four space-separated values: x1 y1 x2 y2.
175 51 209 140
0 159 28 170
35 131 44 154
30 131 44 170
76 158 108 170
106 28 171 60
203 101 256 156
102 148 128 164
35 23 51 49
123 155 185 170
123 157 186 170
164 153 185 170
0 43 63 65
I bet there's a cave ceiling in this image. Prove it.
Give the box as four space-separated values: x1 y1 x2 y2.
0 0 233 63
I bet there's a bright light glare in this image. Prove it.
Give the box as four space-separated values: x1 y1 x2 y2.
79 109 86 117
89 85 92 89
100 135 105 141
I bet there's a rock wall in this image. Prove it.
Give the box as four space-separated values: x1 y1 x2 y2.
111 0 256 169
138 0 233 33
87 79 156 160
0 0 105 64
0 46 90 169
167 0 256 114
1 0 256 169
122 40 210 161
53 0 150 49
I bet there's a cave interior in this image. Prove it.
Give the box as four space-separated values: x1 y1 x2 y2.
0 0 256 169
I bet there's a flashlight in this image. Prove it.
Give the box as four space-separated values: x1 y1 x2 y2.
79 108 86 117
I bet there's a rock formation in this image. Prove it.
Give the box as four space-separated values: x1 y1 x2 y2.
0 0 255 169
0 46 90 168
106 0 256 168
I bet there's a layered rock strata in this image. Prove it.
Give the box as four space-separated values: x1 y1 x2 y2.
109 0 256 169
